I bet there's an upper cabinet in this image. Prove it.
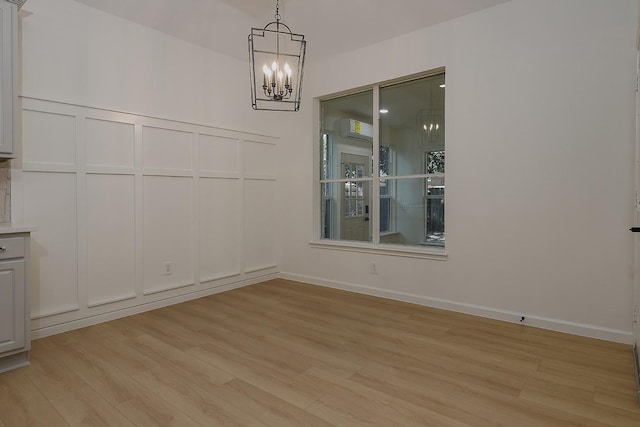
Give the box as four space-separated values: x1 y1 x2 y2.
0 0 17 158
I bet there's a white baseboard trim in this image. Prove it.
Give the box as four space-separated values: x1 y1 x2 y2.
280 272 633 345
30 272 279 340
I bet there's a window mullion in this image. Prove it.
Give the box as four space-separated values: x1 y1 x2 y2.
372 85 381 245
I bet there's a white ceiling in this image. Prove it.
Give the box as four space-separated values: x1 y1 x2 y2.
70 0 511 62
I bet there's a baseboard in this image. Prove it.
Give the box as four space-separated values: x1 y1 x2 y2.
31 272 279 340
280 272 633 344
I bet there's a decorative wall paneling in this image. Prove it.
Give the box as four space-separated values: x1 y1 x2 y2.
19 97 279 338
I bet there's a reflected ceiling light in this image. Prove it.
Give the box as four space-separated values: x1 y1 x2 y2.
379 109 389 114
249 0 307 112
439 84 446 88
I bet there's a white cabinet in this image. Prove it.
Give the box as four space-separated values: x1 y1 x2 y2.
0 0 16 157
0 259 25 352
0 231 32 373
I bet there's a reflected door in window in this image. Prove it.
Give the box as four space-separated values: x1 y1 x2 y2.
341 153 370 241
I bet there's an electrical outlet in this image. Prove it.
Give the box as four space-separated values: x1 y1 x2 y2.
163 262 173 275
370 261 377 275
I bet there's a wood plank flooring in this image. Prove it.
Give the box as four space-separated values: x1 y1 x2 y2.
1 278 639 426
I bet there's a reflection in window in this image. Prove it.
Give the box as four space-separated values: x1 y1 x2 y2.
379 146 392 233
426 151 445 174
344 162 365 218
380 72 445 246
380 197 391 233
425 176 445 246
318 72 444 247
379 146 391 178
321 134 332 238
319 89 373 243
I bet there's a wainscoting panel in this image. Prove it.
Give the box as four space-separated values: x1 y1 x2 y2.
19 98 279 337
85 118 135 169
142 175 194 295
244 139 277 177
142 126 193 172
23 171 79 318
86 174 136 307
244 179 277 272
199 177 240 282
22 109 76 167
199 134 239 175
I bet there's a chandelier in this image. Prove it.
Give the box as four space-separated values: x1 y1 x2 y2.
248 0 306 111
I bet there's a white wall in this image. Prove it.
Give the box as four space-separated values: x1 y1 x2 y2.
15 0 280 337
14 0 639 343
279 0 638 343
18 0 276 136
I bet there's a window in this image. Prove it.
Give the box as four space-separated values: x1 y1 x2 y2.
317 71 445 250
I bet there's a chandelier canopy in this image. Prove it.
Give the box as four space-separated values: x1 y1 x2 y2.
248 0 306 112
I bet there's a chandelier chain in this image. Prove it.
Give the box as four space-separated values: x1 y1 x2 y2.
275 0 281 22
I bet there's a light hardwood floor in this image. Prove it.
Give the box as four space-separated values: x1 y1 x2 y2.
1 278 639 426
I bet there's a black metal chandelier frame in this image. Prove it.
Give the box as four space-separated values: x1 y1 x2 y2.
249 0 306 112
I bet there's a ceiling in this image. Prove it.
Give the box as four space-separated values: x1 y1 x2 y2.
70 0 512 62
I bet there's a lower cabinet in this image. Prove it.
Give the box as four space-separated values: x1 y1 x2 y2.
0 232 31 373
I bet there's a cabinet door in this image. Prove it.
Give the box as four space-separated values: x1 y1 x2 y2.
0 259 25 354
0 0 15 155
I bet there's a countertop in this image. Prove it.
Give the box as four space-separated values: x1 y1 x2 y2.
0 225 38 234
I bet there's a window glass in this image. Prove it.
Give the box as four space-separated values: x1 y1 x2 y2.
320 91 373 180
380 197 391 233
425 176 445 246
320 181 372 242
426 150 445 174
379 146 391 178
318 72 444 248
379 75 445 177
320 90 373 242
379 145 393 234
387 178 424 245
